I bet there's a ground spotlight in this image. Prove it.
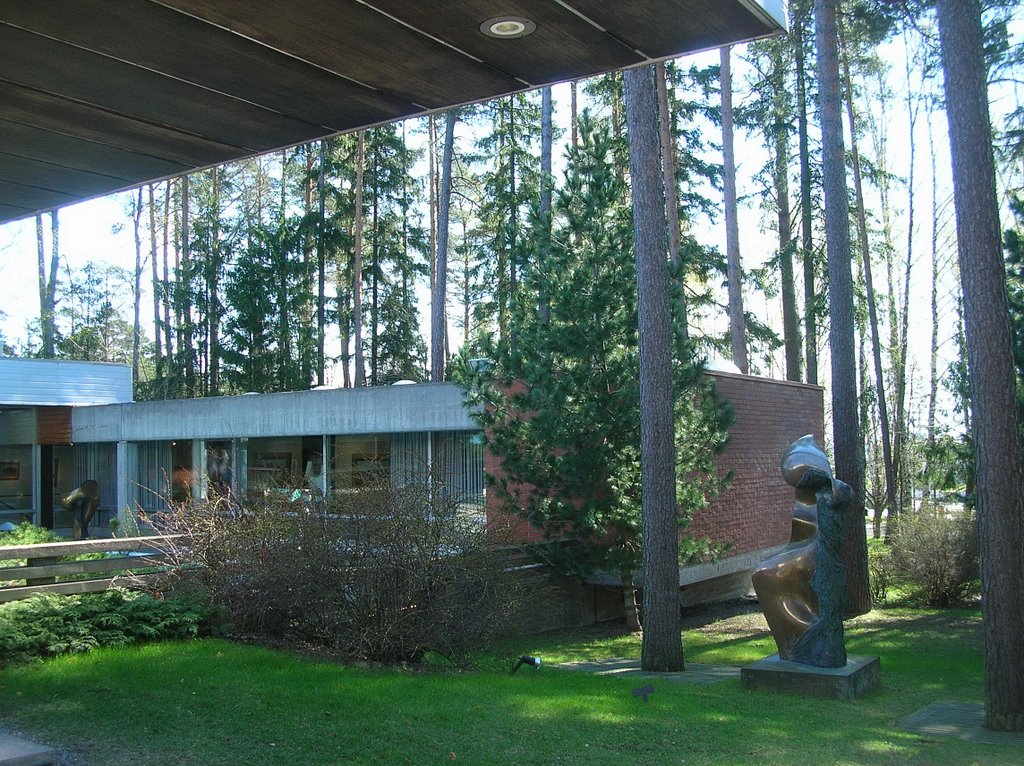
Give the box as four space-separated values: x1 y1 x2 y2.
512 655 542 674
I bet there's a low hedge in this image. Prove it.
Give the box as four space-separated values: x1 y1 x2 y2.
0 589 218 667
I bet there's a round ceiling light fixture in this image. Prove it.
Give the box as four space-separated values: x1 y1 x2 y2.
480 16 536 39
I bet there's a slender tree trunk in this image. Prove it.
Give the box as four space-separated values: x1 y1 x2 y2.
840 27 898 535
815 0 871 617
429 114 438 303
937 0 1024 732
209 168 221 396
656 62 688 340
370 148 380 386
432 110 457 381
161 182 173 372
571 80 579 148
656 63 681 271
317 140 327 386
180 174 196 392
132 187 144 386
720 46 748 373
461 215 471 345
892 39 919 522
539 87 553 325
796 0 818 385
352 131 366 387
772 48 800 382
149 185 163 379
925 107 941 501
624 64 683 673
36 214 56 358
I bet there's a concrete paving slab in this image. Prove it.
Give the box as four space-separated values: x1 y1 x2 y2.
554 658 740 684
896 701 1024 747
0 733 55 766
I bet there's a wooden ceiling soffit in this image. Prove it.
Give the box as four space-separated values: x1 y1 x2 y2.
569 0 784 57
0 0 785 225
0 81 248 168
365 0 643 84
156 0 525 109
0 25 328 151
1 0 418 133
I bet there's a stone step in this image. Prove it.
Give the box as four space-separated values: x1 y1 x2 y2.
0 733 55 766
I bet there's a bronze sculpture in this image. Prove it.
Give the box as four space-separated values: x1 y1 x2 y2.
751 435 851 668
61 480 100 540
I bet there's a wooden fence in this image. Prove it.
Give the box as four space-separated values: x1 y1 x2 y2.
0 535 179 603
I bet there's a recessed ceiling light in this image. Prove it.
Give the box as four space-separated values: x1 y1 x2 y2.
480 16 536 39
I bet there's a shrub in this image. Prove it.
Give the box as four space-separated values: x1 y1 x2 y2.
888 508 980 608
0 521 64 547
867 542 893 605
0 589 217 667
157 476 534 666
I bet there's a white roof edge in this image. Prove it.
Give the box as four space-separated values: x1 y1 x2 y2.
739 0 788 32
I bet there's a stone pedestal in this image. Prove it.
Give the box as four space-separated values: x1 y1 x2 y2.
741 654 880 699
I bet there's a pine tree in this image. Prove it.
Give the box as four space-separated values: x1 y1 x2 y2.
466 116 729 647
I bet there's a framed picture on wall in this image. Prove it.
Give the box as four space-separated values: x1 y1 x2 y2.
250 452 292 483
0 462 19 481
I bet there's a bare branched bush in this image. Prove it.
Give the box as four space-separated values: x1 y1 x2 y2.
155 476 532 665
888 508 980 608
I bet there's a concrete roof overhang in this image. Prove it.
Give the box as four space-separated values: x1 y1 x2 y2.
0 0 785 227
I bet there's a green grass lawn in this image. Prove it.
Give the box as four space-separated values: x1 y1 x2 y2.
0 606 1012 766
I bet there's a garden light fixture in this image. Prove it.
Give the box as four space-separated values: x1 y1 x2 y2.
511 655 542 673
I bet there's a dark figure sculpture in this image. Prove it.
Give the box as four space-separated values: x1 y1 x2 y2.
751 435 851 668
61 479 100 540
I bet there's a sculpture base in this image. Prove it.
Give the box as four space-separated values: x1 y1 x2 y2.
741 654 880 699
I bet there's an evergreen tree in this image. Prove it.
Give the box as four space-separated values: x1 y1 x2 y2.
465 117 730 637
360 124 428 384
473 93 542 343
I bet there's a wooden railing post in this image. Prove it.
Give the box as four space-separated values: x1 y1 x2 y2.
25 556 57 586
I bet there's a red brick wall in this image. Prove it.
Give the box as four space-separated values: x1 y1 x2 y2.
486 372 825 558
688 371 825 557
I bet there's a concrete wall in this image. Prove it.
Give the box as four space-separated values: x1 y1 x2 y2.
72 382 478 442
0 358 132 406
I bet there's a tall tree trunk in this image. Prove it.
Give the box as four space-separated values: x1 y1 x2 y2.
839 26 898 536
656 63 682 271
720 46 748 373
370 147 380 386
570 80 579 148
937 0 1024 732
796 0 819 385
149 185 163 378
656 62 688 341
815 0 871 617
461 215 471 345
352 131 366 387
539 87 553 325
891 37 919 523
432 110 456 381
429 114 438 303
209 168 221 396
161 180 173 387
624 64 683 673
132 187 144 386
36 214 57 358
924 105 942 502
772 48 800 382
317 140 327 386
180 174 195 392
